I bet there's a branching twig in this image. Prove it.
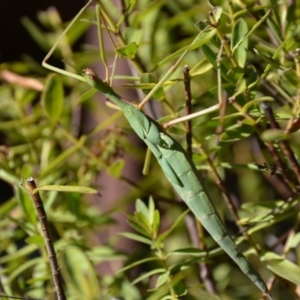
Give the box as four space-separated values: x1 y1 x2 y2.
182 65 216 294
26 177 66 300
261 102 300 184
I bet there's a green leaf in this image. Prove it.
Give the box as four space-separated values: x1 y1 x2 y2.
33 185 99 195
263 252 300 285
253 48 283 69
140 73 164 100
136 198 149 217
127 216 150 237
118 232 153 245
78 87 97 104
42 73 64 122
189 58 213 77
115 42 138 59
231 19 248 68
173 279 187 297
152 29 217 71
157 209 189 244
135 211 151 231
227 67 245 81
41 135 87 177
201 44 234 85
154 271 170 288
25 235 45 246
148 197 155 224
117 257 159 274
153 210 160 238
260 129 288 142
132 268 165 285
0 244 38 264
220 123 255 142
21 17 51 51
124 27 143 45
16 187 37 224
242 97 273 112
61 247 100 298
211 6 223 22
8 258 43 282
289 232 300 248
117 1 137 28
169 247 207 256
231 77 247 99
232 9 271 53
107 159 125 179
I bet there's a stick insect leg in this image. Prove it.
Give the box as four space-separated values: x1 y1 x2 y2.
42 0 93 82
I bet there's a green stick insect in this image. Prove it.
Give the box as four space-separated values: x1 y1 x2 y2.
42 2 272 299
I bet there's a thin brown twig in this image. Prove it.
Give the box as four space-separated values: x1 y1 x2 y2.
261 102 300 184
0 70 44 91
231 101 298 194
183 65 192 156
250 136 294 200
182 65 216 294
26 177 66 300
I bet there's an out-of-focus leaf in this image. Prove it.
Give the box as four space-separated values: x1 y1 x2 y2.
21 17 51 51
189 58 213 77
107 159 125 179
140 73 164 100
289 232 300 248
262 252 300 285
132 268 165 285
0 244 38 263
41 135 87 176
152 29 217 71
243 97 273 112
78 87 97 104
227 67 245 81
42 73 64 122
253 48 284 70
157 209 189 244
201 44 234 85
136 198 149 216
16 187 37 224
115 42 138 59
124 27 143 45
117 1 137 28
231 18 248 68
8 258 43 282
231 77 247 99
211 6 223 22
148 196 155 224
233 9 271 53
25 235 44 246
61 247 100 299
117 257 159 274
33 185 99 195
154 271 170 288
118 232 152 245
153 210 160 238
220 123 255 142
260 129 288 142
127 216 150 237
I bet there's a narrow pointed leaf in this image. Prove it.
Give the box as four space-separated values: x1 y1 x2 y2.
263 252 300 285
33 185 99 195
42 73 64 122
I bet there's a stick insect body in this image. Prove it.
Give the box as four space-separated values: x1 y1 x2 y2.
80 68 272 299
41 2 271 296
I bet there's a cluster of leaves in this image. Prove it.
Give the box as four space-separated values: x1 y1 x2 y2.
1 0 300 299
